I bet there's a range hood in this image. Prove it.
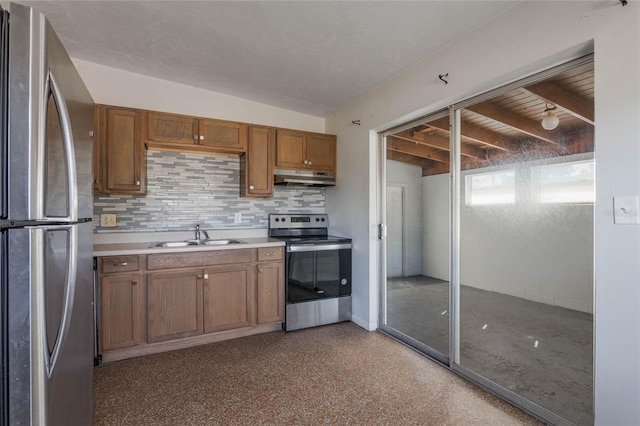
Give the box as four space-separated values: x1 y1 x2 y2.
274 169 336 187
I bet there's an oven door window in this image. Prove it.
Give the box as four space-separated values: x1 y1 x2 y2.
287 249 347 303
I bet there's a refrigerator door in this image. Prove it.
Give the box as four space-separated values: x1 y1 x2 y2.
8 3 94 222
7 222 93 425
1 7 8 221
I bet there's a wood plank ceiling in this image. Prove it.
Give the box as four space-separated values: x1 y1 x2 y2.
387 61 595 176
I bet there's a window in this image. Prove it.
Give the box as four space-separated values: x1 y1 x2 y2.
465 170 515 206
533 160 594 204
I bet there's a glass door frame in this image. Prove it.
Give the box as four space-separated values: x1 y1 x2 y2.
376 54 595 426
377 108 451 366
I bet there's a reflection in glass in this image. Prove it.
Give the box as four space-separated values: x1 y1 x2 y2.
458 61 594 424
384 114 450 357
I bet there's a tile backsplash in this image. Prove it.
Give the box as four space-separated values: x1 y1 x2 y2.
93 150 326 232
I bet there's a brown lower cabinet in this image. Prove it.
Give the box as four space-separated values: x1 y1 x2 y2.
100 272 143 351
203 264 254 333
97 247 284 362
147 270 204 343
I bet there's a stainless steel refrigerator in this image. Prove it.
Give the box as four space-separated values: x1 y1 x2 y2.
1 3 94 425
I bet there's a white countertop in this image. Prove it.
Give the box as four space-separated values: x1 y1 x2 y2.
94 237 284 257
93 228 284 256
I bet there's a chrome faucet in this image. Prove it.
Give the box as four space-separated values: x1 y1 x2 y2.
195 224 201 241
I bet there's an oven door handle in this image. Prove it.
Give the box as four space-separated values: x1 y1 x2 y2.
288 243 352 252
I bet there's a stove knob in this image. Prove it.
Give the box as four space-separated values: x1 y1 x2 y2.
282 217 287 222
321 218 325 222
275 218 280 222
315 218 320 222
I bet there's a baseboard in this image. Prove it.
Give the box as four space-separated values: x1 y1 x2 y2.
351 314 377 331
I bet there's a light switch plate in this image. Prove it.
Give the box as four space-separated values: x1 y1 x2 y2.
100 213 117 227
614 195 640 224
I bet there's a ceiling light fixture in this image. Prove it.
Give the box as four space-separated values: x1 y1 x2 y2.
541 103 560 130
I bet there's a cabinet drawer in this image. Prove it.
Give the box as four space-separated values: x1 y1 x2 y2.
100 256 140 274
257 247 283 262
147 248 253 270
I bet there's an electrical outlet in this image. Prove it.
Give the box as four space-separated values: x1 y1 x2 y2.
100 213 117 227
234 213 242 224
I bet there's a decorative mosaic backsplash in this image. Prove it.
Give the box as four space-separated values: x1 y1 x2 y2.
93 150 326 232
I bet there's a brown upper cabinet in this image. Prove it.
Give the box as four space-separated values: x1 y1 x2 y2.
147 112 198 145
92 106 103 193
240 126 275 198
276 129 336 172
146 112 246 154
96 105 146 195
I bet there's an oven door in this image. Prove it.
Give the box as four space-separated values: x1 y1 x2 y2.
286 243 351 304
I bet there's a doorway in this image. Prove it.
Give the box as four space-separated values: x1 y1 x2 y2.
386 185 404 278
378 55 594 425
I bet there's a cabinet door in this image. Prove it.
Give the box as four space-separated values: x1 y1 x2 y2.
243 126 275 197
203 264 254 333
198 119 247 152
147 112 198 145
92 105 104 193
276 129 306 169
305 133 336 172
100 273 142 351
256 262 284 324
104 107 146 194
147 270 203 343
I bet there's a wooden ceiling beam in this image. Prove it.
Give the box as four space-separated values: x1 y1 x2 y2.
426 117 518 152
465 102 561 145
522 82 594 125
386 150 436 168
392 129 485 159
387 136 449 163
422 162 450 176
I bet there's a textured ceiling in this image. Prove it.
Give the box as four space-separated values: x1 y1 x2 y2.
18 1 518 117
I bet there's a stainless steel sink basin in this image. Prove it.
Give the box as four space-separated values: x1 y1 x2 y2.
200 239 244 246
152 239 244 248
153 241 199 248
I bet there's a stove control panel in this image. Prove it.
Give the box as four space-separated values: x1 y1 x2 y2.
269 214 328 229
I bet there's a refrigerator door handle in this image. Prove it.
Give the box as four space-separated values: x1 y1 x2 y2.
36 225 78 379
43 71 78 222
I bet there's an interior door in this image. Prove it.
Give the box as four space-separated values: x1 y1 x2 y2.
386 186 404 277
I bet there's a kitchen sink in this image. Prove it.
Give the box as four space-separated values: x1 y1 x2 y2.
200 239 244 246
153 241 199 248
152 239 245 248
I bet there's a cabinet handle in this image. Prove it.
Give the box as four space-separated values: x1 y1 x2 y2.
199 135 204 141
308 161 312 165
249 185 254 190
135 180 140 185
112 262 128 266
303 160 308 165
197 274 209 280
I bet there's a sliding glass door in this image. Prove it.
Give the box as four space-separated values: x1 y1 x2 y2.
379 56 594 425
380 111 450 361
455 59 594 425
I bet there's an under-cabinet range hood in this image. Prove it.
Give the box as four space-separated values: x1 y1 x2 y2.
274 169 336 187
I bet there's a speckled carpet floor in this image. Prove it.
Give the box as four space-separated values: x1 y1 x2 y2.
93 322 541 425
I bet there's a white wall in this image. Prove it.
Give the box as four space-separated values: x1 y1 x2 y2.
72 59 325 133
325 2 640 424
422 173 450 281
385 160 422 276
